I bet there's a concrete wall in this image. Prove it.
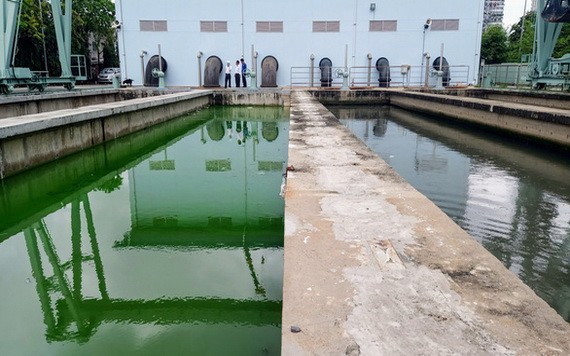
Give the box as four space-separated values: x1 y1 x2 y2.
212 89 290 106
389 90 570 148
115 0 484 86
0 92 211 179
458 89 570 110
0 90 121 119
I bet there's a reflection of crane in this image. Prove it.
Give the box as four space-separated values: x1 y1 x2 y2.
529 0 570 89
24 195 105 342
24 194 280 343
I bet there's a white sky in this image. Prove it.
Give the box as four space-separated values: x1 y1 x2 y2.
503 0 531 29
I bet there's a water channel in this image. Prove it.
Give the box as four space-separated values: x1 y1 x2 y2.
0 106 289 355
330 105 570 322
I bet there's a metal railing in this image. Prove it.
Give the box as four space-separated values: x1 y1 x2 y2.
290 65 471 88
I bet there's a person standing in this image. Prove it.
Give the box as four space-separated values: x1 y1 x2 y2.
224 61 232 88
234 60 241 88
240 58 247 87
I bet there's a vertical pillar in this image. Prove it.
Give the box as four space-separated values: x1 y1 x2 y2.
50 0 73 77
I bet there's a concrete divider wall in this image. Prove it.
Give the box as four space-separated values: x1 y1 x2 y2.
212 90 290 106
309 89 389 105
0 90 122 119
389 91 570 149
282 91 570 355
0 92 211 179
439 88 570 111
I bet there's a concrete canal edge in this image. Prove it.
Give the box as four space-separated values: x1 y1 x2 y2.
281 91 570 354
312 89 570 150
0 89 288 179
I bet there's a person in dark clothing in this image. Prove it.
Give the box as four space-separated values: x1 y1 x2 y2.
240 58 247 87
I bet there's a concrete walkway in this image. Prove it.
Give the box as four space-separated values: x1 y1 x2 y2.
282 91 570 355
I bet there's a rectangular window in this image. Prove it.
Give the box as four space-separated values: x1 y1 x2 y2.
206 159 231 172
256 21 283 33
149 160 175 170
139 20 168 32
313 21 340 32
200 21 228 32
369 20 397 32
258 161 284 171
431 19 459 31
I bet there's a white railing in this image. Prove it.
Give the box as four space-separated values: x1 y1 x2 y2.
290 65 471 88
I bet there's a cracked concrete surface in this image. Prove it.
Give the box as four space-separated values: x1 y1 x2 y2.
282 91 570 355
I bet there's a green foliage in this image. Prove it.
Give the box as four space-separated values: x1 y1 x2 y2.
481 25 508 64
506 12 535 62
553 24 570 58
95 175 123 193
506 11 570 62
13 0 117 79
72 0 116 62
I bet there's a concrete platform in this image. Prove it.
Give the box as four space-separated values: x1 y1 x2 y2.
282 91 570 355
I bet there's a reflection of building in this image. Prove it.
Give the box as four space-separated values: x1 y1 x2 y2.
127 117 289 243
4 108 290 351
484 0 505 29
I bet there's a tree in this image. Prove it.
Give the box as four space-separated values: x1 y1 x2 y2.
72 0 117 69
13 0 117 78
507 11 570 62
481 25 509 64
506 12 535 62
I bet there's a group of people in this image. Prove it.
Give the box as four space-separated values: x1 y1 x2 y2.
225 58 248 88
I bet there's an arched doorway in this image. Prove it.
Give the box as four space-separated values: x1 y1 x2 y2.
376 57 390 87
144 55 167 87
203 56 223 87
432 57 450 86
261 56 279 87
319 58 332 87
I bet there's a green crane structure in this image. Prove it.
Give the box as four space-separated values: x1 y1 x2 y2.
0 0 85 94
530 0 570 89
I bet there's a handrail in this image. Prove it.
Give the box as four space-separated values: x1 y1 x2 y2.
290 65 471 88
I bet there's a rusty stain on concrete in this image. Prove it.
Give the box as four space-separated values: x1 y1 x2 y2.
282 91 570 355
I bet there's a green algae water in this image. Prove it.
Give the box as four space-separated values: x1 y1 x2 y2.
0 106 289 355
332 106 570 323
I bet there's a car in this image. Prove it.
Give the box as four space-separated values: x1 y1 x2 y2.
97 67 120 84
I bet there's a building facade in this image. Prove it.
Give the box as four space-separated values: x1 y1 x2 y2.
115 0 485 87
483 0 505 29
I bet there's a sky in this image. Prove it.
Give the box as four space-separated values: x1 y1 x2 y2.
503 0 531 29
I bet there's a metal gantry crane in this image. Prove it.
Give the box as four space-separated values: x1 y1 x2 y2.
529 0 570 89
0 0 85 94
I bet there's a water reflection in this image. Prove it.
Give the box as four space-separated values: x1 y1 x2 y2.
0 107 289 354
333 106 570 322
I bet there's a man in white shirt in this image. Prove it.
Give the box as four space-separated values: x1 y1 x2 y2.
235 60 242 87
224 61 232 88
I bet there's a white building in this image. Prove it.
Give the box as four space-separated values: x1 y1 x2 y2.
115 0 485 87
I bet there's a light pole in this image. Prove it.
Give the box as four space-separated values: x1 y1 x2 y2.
421 19 431 86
